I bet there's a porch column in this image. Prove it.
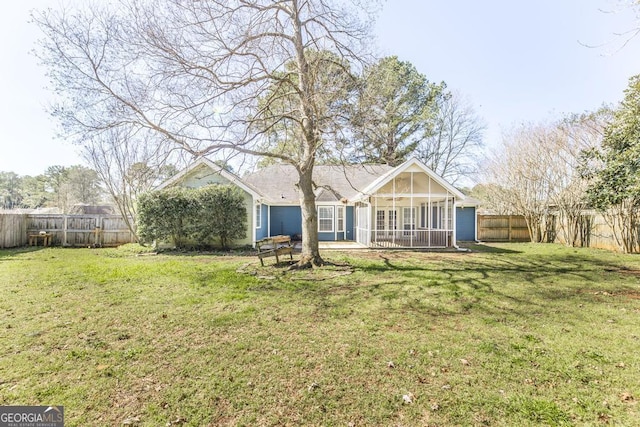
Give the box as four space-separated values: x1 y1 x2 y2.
367 202 372 247
445 193 450 247
392 176 396 245
452 199 458 247
410 172 414 247
374 194 378 244
428 176 432 247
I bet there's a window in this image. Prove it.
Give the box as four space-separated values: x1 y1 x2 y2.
255 204 262 229
376 210 385 231
318 206 334 232
389 210 397 231
403 207 416 234
337 206 345 232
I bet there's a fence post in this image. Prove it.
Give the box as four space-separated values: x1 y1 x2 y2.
63 215 68 246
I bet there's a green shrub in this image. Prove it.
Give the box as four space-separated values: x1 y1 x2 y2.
194 185 247 249
137 185 246 249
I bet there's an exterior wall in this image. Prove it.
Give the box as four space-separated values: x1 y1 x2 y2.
268 205 355 241
180 168 233 188
346 206 354 241
269 206 302 238
318 231 335 241
456 206 476 241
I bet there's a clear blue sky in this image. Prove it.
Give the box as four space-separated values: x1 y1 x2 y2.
1 0 639 176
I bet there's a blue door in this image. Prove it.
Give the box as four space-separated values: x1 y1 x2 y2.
456 207 476 241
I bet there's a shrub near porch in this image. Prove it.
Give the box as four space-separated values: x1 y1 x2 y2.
0 243 638 426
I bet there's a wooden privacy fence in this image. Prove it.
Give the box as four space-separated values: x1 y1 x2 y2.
477 215 531 242
0 213 28 248
0 213 135 248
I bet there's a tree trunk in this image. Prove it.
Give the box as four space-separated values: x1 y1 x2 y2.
296 165 324 268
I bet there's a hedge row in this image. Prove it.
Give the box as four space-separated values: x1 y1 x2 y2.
137 185 247 249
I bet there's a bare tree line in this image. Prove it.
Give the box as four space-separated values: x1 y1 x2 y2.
478 109 615 248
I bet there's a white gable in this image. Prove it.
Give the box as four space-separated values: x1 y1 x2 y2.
357 157 465 200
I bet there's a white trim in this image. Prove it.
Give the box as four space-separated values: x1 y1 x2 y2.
318 205 335 233
255 203 262 229
475 206 478 241
452 196 457 246
356 157 465 201
251 197 257 247
336 205 345 233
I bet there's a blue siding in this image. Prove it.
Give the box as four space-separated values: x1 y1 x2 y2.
318 232 334 241
270 206 302 237
456 206 476 241
268 204 355 242
346 206 354 241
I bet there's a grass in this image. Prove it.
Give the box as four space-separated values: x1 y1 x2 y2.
0 243 639 426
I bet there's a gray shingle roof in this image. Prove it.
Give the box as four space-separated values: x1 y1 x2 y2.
243 163 392 205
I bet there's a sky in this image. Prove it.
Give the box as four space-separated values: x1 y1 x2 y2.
1 0 639 177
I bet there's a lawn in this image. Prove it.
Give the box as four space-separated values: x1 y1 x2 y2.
0 243 639 426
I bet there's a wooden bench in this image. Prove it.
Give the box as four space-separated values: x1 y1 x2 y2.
28 232 52 247
256 235 294 266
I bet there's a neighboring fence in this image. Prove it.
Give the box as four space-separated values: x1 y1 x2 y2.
587 213 623 251
0 213 135 248
477 215 531 242
553 211 625 252
478 212 630 251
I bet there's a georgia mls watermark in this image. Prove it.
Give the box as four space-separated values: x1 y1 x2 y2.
0 406 64 427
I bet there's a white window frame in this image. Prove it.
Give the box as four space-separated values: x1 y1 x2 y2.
389 210 397 231
255 203 262 229
318 206 334 232
403 207 417 235
376 209 385 231
337 206 345 232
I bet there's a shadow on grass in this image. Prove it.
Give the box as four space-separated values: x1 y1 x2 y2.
250 246 640 324
461 243 523 254
0 246 45 260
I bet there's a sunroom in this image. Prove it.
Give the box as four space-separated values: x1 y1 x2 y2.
353 159 464 248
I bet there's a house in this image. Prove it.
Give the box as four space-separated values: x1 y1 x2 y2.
157 157 478 248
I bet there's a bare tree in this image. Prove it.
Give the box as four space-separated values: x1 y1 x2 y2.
416 91 485 185
482 112 610 245
82 127 182 239
484 123 557 242
584 0 640 51
34 0 376 267
550 110 610 246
